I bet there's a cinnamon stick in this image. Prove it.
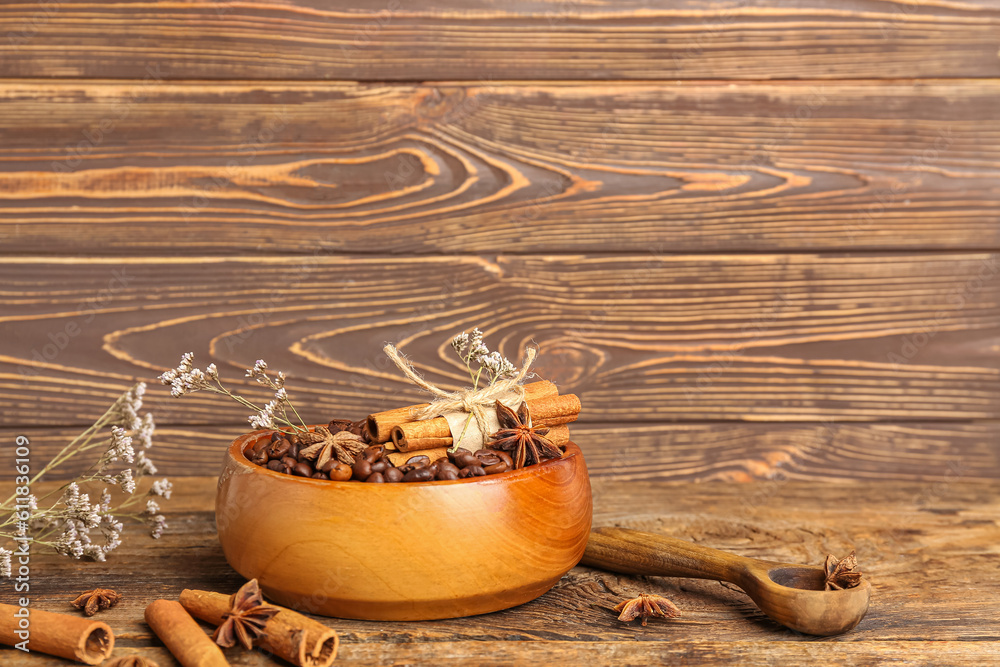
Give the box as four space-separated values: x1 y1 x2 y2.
144 600 229 667
179 589 338 667
0 603 114 665
367 379 558 443
386 447 451 467
391 394 581 451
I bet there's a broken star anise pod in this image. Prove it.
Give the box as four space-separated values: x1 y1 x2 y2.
212 578 279 650
824 550 863 591
298 425 366 468
613 593 680 626
488 401 562 469
71 588 122 616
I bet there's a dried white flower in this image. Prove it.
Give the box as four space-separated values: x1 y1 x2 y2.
246 359 269 384
134 412 155 450
148 514 167 539
150 479 173 500
0 548 11 578
205 363 219 380
135 450 158 477
451 332 469 355
117 469 135 494
107 426 135 464
481 350 517 382
248 397 280 430
145 499 160 514
82 544 106 562
98 490 112 513
159 353 213 396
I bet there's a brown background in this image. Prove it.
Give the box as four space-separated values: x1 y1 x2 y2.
1 1 998 484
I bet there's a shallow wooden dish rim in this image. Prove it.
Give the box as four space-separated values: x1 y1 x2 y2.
228 430 583 487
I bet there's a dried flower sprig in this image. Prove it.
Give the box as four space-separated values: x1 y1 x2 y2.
451 328 517 388
159 354 309 434
0 383 171 577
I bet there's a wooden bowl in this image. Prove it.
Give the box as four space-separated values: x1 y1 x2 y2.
215 430 592 620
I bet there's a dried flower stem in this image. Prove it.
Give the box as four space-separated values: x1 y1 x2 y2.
1 383 170 575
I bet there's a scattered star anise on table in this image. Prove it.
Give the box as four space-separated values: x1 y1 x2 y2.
105 657 160 667
212 579 279 650
299 425 367 468
613 593 681 626
71 588 122 616
488 401 562 469
824 550 863 591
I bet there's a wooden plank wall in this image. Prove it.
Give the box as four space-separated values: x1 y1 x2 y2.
1 1 998 483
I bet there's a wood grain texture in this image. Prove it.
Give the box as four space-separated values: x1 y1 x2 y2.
1 1 999 80
2 254 997 425
1 81 998 253
3 421 997 483
1 478 997 665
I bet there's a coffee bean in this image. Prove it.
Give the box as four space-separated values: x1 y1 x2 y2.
292 462 314 477
266 460 284 472
402 468 434 483
474 450 502 466
312 472 329 480
458 465 486 478
252 439 272 456
436 462 460 479
270 431 284 442
452 451 479 469
404 455 430 468
324 461 353 482
362 445 385 463
493 450 513 469
370 459 389 474
352 459 373 481
328 419 353 433
251 449 269 466
448 447 472 463
287 433 301 446
476 450 509 475
280 456 298 468
280 464 294 475
384 467 404 483
427 462 440 476
267 439 291 460
398 464 416 475
287 441 300 460
365 472 386 483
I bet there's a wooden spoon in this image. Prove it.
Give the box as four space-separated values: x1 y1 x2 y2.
582 527 871 636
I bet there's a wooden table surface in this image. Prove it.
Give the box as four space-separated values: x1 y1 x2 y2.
2 2 998 665
4 476 998 666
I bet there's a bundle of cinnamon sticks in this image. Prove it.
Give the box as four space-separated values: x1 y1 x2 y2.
367 379 581 453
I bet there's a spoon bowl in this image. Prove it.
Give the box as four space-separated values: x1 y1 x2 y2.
582 527 871 636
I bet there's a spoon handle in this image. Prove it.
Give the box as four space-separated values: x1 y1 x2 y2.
581 527 748 584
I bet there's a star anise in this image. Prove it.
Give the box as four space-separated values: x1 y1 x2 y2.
824 550 863 591
613 593 680 626
71 588 122 616
488 401 562 469
299 425 366 468
105 657 160 667
212 579 279 650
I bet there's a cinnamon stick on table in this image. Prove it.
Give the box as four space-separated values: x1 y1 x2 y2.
391 394 581 452
144 599 229 667
180 588 338 667
367 379 558 443
0 603 114 665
